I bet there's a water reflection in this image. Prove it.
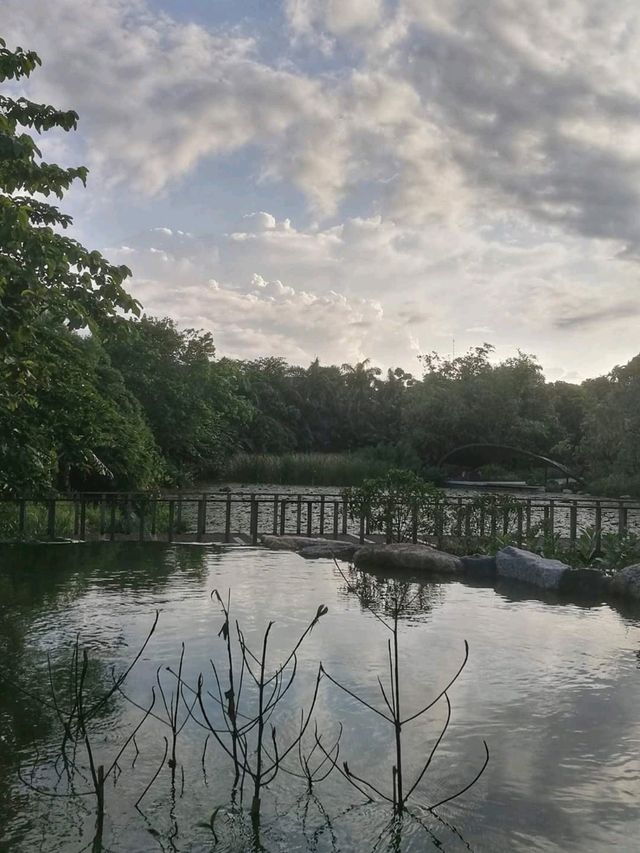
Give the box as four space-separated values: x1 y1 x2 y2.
0 544 639 852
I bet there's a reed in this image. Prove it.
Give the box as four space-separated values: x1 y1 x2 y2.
220 452 396 486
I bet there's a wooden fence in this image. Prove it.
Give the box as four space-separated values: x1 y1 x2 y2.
2 491 640 547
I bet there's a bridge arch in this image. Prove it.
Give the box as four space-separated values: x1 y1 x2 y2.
438 443 583 484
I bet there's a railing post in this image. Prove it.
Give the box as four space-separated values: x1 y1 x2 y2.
319 495 325 536
99 494 106 536
151 499 157 536
296 494 302 535
47 499 56 539
168 500 175 542
549 499 555 537
272 494 279 535
279 499 286 535
197 498 205 541
176 490 182 532
138 505 145 542
516 505 523 546
201 493 207 539
435 499 444 549
333 501 339 539
525 499 532 536
80 497 87 540
411 502 418 544
342 494 348 536
490 498 497 540
251 498 258 545
110 498 116 541
569 502 578 545
225 493 232 543
618 501 628 536
306 501 313 536
73 498 80 537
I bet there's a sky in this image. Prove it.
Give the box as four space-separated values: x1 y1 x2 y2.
5 0 640 380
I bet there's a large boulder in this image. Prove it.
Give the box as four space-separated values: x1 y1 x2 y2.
261 535 351 553
299 542 359 560
558 568 609 597
496 546 569 590
354 543 463 574
460 554 497 578
608 564 640 600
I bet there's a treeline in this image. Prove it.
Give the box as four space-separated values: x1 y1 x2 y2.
2 38 640 497
5 311 640 496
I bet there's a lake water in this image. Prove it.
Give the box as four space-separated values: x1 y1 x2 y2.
1 543 639 852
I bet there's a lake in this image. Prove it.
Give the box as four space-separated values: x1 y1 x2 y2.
1 542 639 851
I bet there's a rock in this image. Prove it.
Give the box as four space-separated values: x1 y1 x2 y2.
609 564 640 600
261 535 351 552
460 554 497 578
496 546 569 590
299 542 359 560
558 567 609 597
354 543 463 574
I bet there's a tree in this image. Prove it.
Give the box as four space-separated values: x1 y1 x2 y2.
580 355 640 494
0 38 140 493
103 316 252 483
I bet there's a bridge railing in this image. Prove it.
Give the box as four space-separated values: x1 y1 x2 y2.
2 491 640 547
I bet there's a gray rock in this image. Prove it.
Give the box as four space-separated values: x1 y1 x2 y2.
461 554 497 578
354 543 463 574
608 564 640 600
299 542 359 560
558 567 609 597
261 535 351 552
496 546 569 590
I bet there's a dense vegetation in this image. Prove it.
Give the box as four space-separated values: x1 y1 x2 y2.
2 39 640 497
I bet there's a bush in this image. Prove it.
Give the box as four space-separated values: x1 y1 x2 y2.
345 469 444 542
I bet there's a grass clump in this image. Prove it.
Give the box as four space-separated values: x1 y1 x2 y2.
219 452 399 486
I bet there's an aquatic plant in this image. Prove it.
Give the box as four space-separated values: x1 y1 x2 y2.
318 563 489 818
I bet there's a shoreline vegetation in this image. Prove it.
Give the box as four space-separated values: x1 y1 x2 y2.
217 451 401 487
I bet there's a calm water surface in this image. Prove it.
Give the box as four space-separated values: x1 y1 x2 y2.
0 543 639 852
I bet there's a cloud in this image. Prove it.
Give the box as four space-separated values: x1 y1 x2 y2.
8 0 640 247
554 301 640 331
5 0 640 378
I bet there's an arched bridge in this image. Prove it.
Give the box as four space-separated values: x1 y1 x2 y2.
438 443 583 484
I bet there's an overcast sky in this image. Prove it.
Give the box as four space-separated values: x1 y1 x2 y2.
5 0 640 380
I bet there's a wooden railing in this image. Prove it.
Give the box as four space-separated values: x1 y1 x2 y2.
1 491 640 546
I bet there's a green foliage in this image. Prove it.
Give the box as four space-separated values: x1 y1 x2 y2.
102 316 253 484
579 356 640 495
346 469 444 542
0 39 140 494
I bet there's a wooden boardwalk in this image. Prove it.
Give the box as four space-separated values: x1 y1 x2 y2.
2 490 640 546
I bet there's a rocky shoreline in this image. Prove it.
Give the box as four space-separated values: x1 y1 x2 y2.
260 535 640 602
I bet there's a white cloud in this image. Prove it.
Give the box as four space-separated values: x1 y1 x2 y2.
5 0 640 377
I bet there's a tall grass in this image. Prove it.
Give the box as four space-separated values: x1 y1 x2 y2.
219 452 398 487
